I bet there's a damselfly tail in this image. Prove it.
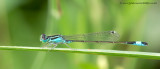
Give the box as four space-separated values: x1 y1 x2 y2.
126 41 148 46
67 40 148 46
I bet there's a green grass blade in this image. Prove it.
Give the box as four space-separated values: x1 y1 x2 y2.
0 46 160 60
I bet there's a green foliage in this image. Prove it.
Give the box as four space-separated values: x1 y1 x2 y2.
0 46 160 60
0 0 159 69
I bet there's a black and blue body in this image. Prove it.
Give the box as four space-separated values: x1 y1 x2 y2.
40 31 148 48
40 34 72 44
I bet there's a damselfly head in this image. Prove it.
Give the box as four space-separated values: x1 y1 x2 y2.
40 34 48 42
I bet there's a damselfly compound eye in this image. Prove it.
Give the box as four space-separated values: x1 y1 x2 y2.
41 34 46 40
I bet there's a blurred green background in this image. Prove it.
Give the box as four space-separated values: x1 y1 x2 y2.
0 0 160 69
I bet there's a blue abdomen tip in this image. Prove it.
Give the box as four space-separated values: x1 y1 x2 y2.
134 41 148 46
126 41 148 46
